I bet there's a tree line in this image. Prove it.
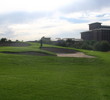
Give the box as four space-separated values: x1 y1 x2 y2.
0 38 20 43
56 39 110 52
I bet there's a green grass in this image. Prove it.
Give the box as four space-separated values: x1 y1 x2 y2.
0 42 56 56
0 43 110 100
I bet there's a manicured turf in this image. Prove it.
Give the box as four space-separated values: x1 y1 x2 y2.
0 43 110 100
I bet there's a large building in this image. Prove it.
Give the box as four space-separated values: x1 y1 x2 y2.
81 22 110 41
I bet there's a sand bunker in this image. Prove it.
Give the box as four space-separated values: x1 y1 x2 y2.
41 47 95 58
41 47 78 53
0 47 95 58
57 52 95 58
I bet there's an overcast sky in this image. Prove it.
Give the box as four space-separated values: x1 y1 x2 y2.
0 0 110 41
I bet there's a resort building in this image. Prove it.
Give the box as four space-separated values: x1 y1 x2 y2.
81 22 110 41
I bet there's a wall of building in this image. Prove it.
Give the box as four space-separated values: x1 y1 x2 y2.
81 22 110 41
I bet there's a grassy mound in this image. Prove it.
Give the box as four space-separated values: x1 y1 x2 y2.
0 43 110 100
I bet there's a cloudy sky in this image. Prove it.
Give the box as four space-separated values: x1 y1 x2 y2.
0 0 110 41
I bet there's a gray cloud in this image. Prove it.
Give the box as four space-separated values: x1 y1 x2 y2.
0 11 52 24
0 11 52 39
60 0 110 13
1 0 110 41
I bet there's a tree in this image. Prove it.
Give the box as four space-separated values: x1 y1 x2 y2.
0 38 7 42
16 40 19 42
56 40 66 47
66 39 75 47
81 43 93 50
8 40 12 43
94 41 110 51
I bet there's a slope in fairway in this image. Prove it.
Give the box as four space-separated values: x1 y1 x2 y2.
0 43 110 100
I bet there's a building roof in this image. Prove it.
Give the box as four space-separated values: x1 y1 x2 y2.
89 22 102 25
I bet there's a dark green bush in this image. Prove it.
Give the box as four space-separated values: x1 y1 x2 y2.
94 41 110 51
81 43 93 50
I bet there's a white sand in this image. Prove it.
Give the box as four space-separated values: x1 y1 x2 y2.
57 52 95 58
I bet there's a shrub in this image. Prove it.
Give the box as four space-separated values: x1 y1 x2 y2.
56 40 66 47
81 43 93 50
94 41 110 52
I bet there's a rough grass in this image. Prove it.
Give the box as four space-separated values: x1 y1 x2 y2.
0 43 110 100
